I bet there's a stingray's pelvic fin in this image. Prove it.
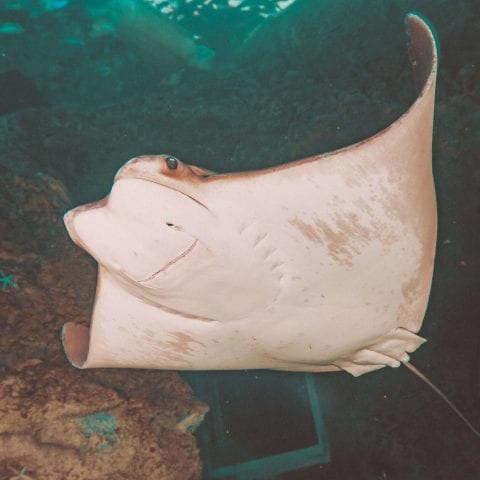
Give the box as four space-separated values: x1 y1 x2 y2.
334 328 426 377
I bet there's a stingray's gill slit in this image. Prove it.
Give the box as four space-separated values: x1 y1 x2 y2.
402 361 480 439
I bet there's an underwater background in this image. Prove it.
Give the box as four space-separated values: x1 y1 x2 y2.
0 0 479 478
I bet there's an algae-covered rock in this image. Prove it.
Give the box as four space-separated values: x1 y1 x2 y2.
0 363 206 479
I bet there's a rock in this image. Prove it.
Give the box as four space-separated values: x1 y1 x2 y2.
0 363 206 479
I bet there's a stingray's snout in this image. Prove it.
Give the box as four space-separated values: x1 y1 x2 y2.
63 197 109 250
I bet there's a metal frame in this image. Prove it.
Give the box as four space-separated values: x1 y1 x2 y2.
186 372 330 479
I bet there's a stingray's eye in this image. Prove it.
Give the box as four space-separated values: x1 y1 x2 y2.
166 156 178 170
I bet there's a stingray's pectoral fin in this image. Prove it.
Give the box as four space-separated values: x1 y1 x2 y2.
62 322 90 368
333 328 426 377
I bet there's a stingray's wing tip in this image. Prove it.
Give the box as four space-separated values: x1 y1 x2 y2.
405 11 440 61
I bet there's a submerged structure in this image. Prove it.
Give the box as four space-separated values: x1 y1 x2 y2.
62 14 438 377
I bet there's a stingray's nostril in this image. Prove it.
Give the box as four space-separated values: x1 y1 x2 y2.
166 156 178 170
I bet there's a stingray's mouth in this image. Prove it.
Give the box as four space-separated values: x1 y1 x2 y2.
139 238 199 282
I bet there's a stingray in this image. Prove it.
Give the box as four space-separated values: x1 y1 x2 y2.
62 14 480 438
63 14 437 376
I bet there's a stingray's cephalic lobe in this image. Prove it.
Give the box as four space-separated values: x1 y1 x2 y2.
62 14 437 376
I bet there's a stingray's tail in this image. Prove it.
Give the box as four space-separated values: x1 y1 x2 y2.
402 361 480 439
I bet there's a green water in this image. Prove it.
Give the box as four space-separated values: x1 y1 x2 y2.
0 0 422 205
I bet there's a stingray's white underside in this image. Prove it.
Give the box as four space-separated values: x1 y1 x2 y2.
63 14 438 376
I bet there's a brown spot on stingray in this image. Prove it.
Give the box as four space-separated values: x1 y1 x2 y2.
402 274 420 304
167 332 205 356
289 217 322 243
290 214 371 267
